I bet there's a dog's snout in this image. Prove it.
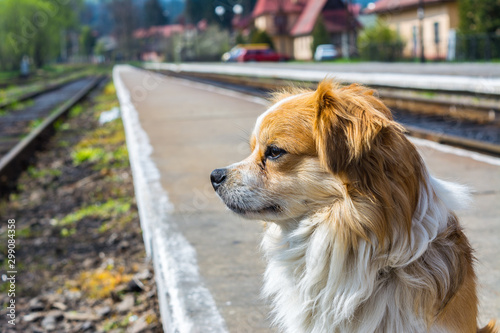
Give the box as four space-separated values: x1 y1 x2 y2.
211 168 227 191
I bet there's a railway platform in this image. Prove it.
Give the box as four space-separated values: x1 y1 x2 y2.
145 62 500 96
113 65 500 332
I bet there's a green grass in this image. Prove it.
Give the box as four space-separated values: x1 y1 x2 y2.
17 226 40 238
71 147 107 166
71 145 129 168
69 105 84 117
288 58 363 64
0 64 87 84
417 91 437 99
57 140 70 148
28 118 43 131
60 227 77 237
102 314 138 332
0 70 19 81
0 99 35 117
27 166 62 179
71 92 130 169
58 199 132 227
0 65 101 106
319 58 364 64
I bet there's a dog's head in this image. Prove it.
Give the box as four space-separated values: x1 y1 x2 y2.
211 80 423 239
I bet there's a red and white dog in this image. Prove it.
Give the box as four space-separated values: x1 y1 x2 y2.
211 80 497 332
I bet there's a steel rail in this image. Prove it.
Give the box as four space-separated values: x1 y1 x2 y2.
0 75 106 195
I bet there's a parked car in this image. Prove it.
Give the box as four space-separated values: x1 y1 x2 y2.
222 44 269 62
221 46 244 62
237 48 290 62
314 44 338 61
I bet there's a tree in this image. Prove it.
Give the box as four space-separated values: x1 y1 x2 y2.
357 19 404 61
110 0 139 60
185 0 214 24
80 25 96 57
457 0 500 60
144 0 167 28
0 0 81 70
235 32 246 45
193 25 230 61
249 29 274 49
459 0 500 34
311 16 330 54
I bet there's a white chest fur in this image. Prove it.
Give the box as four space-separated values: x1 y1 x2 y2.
261 176 466 333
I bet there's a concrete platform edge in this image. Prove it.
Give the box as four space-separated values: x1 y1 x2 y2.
113 65 228 333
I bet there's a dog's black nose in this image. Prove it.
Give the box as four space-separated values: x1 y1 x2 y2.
211 168 227 191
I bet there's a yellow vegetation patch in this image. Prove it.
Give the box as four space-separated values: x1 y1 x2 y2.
103 82 116 96
76 128 126 149
76 267 132 299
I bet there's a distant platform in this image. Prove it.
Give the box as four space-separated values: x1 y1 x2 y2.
145 62 500 96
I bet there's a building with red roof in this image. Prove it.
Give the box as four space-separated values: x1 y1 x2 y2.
134 24 190 62
252 0 360 60
365 0 458 59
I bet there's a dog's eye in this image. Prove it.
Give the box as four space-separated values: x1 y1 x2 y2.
265 145 286 160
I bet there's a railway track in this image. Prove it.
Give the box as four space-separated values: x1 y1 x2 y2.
150 69 500 157
0 66 86 89
0 75 105 194
0 71 92 110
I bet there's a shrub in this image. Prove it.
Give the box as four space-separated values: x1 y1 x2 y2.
311 16 331 54
195 25 231 61
358 19 404 61
249 29 275 49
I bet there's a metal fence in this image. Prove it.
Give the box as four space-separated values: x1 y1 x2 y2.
455 33 500 61
357 32 500 62
358 42 405 62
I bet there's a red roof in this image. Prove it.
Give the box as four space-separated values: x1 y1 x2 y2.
290 0 327 35
365 0 453 14
324 9 360 33
232 15 253 30
349 3 361 16
290 0 360 36
254 0 360 37
133 25 184 39
253 0 307 17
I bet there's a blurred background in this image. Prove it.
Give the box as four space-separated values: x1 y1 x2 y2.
0 0 499 72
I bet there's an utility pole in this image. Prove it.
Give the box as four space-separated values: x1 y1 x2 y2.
345 0 353 59
275 0 287 55
418 0 425 62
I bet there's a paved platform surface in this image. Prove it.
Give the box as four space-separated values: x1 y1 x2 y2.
115 65 499 332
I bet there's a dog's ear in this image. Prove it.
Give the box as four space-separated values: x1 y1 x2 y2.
313 80 388 174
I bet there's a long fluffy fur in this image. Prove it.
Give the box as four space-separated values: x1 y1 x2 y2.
262 174 475 332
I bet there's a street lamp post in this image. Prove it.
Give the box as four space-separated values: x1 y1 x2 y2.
418 0 425 62
275 0 287 55
215 5 226 20
215 4 244 46
233 4 243 16
345 0 353 59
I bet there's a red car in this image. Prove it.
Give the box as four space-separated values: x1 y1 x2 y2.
237 48 290 62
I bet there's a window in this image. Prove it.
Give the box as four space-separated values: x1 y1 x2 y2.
434 22 440 44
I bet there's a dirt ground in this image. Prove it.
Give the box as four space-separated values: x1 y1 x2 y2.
0 78 162 332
